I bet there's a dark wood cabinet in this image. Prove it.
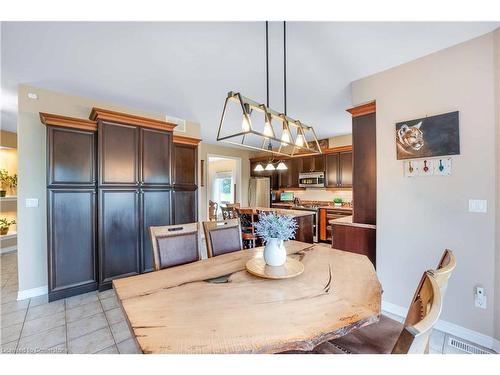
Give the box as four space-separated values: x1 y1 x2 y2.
300 155 325 173
339 152 353 188
173 189 197 224
325 151 352 188
325 153 339 187
99 188 141 287
141 128 171 185
99 122 139 185
44 109 199 298
48 127 95 186
352 112 376 225
141 189 172 273
47 189 97 301
332 224 376 266
173 143 197 185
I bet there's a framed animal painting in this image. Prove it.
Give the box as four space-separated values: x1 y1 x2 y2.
395 111 460 160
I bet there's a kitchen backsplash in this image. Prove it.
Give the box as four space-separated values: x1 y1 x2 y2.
284 189 353 204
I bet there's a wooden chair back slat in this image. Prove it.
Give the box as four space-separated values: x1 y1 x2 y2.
429 249 456 294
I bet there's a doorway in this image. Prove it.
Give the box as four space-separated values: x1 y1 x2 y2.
206 155 242 220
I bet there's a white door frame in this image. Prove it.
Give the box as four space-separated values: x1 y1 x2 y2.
206 154 242 218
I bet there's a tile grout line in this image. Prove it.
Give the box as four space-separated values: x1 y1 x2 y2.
64 298 68 353
97 292 119 354
15 296 31 353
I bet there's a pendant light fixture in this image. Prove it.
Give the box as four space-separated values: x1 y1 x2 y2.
217 21 322 157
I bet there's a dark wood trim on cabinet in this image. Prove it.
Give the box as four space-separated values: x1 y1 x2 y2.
40 112 97 132
346 101 376 118
90 107 177 132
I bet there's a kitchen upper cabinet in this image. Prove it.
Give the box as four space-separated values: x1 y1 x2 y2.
173 144 197 186
173 189 197 224
300 155 325 173
99 122 139 185
326 153 339 187
99 188 141 287
47 127 95 186
47 189 97 301
141 189 172 273
326 151 352 188
339 151 353 188
141 128 171 185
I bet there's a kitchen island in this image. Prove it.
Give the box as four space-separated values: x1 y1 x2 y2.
329 216 376 265
241 207 314 244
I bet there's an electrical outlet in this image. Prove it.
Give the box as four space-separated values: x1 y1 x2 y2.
474 286 487 309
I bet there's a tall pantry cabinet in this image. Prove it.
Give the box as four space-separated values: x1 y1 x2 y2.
41 109 200 301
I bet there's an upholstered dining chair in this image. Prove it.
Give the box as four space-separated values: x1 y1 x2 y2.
149 223 200 271
313 271 442 354
202 218 243 258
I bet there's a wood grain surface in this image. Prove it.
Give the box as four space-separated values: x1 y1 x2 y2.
113 241 381 354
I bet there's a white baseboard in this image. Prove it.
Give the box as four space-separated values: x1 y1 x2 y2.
382 300 498 351
17 285 48 301
1 246 17 254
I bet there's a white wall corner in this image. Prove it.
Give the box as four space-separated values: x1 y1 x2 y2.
382 300 498 351
17 285 48 301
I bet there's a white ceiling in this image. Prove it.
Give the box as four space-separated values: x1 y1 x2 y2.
1 22 498 141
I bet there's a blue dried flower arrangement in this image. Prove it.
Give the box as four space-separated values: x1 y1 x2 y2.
254 212 297 243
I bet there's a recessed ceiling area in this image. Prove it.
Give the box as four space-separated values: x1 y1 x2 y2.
1 22 498 141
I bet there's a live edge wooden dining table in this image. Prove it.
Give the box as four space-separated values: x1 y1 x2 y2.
113 241 381 354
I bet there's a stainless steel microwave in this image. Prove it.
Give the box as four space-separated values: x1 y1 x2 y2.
298 172 325 188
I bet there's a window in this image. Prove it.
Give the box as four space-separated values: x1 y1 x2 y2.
214 171 233 205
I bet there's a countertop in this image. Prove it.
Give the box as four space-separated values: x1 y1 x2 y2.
243 207 315 218
272 202 353 211
329 215 376 229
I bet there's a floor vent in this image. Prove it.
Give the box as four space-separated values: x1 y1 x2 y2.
447 337 493 354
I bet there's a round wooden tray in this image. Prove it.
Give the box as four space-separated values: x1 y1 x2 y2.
245 257 304 279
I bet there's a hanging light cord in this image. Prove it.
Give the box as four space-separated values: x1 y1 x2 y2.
283 21 287 116
265 21 269 108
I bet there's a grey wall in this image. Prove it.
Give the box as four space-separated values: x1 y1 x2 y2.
352 32 498 338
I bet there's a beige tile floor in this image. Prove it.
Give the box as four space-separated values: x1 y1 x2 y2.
0 250 493 354
1 251 140 354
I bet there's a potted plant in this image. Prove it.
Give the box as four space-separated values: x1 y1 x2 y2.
333 197 343 207
0 169 17 197
254 212 297 267
0 218 16 235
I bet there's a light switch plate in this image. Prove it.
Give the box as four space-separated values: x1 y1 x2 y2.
468 199 487 213
25 198 39 208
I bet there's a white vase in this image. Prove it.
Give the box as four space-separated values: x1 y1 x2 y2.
264 238 287 266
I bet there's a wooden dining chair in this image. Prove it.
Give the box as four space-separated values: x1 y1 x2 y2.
226 203 241 209
202 219 243 258
221 206 237 220
313 271 442 354
208 200 219 221
428 249 456 294
149 223 200 271
236 207 259 248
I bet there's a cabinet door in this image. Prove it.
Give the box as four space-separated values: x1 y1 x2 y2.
48 189 97 300
301 157 313 172
172 189 197 224
142 189 171 273
141 128 171 185
98 122 139 185
313 155 325 172
339 151 353 188
325 153 339 187
288 158 301 187
99 189 140 286
48 127 95 186
173 144 197 185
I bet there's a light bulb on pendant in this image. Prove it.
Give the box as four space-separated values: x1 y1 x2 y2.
241 115 251 132
263 119 273 137
281 128 291 145
295 133 305 147
254 163 264 172
276 161 288 170
265 162 275 171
